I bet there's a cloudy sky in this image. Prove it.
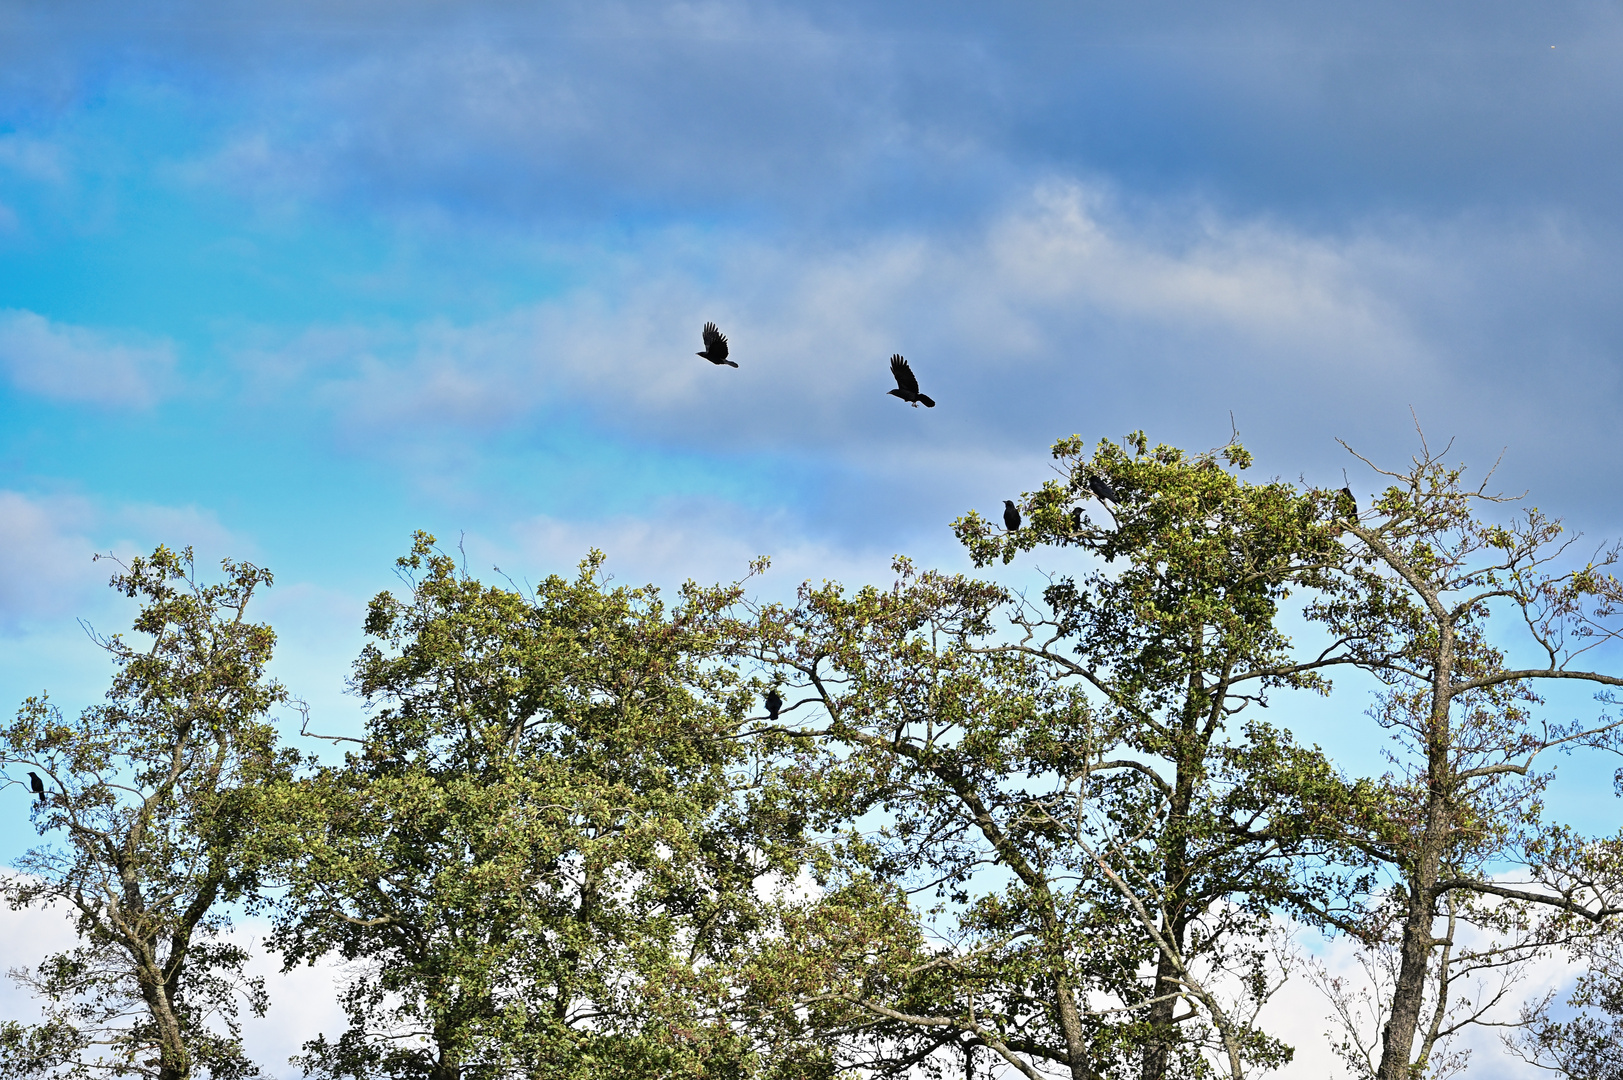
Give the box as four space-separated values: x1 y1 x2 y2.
3 1 1623 1073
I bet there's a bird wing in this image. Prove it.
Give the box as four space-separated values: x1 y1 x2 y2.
890 354 919 396
702 322 728 359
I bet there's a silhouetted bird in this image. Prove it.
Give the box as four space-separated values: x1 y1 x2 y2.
1003 500 1021 532
1088 475 1119 503
697 322 737 367
1070 506 1084 531
887 355 935 408
1338 486 1358 519
765 688 782 722
28 771 45 806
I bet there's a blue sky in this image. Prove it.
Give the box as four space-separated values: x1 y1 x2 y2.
4 0 1623 886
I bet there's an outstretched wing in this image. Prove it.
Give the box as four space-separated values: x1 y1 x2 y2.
702 322 728 360
889 354 919 396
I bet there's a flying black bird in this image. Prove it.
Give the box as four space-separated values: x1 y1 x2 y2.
28 771 45 806
887 355 935 408
1003 500 1021 532
1338 486 1358 519
1088 475 1120 503
764 688 782 722
697 322 737 367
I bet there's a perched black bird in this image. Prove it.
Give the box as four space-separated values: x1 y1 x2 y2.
28 771 45 806
1088 474 1119 503
887 354 935 408
1003 500 1021 532
764 688 783 722
1070 506 1084 531
697 322 737 367
1338 486 1358 519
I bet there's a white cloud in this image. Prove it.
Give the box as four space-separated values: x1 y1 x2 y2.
0 310 176 407
0 899 345 1080
220 178 1623 541
0 491 101 631
0 895 84 1022
0 491 255 635
235 917 349 1078
498 503 910 601
1268 921 1586 1080
252 180 1436 461
109 502 251 564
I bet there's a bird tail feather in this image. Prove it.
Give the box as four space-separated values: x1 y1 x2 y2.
918 394 935 408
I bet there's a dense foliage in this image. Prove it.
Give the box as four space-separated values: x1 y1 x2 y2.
6 433 1623 1080
262 536 807 1080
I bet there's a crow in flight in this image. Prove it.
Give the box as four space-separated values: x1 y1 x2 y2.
697 323 737 367
887 355 935 407
1338 486 1358 519
1088 475 1119 504
28 771 45 806
1003 500 1021 532
764 688 782 722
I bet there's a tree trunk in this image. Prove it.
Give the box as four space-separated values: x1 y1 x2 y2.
1140 945 1181 1080
1140 873 1192 1080
1376 871 1439 1080
430 1017 462 1080
1054 972 1099 1080
1376 669 1455 1080
1142 666 1202 1080
140 966 191 1080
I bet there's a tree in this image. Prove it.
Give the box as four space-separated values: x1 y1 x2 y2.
725 434 1365 1080
730 560 1156 1080
951 429 1623 1080
961 433 1366 1080
1305 434 1623 1080
266 534 803 1080
1307 891 1572 1079
1509 906 1623 1080
0 546 295 1080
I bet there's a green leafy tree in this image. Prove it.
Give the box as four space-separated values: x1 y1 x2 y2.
1306 436 1623 1080
266 535 803 1080
950 430 1623 1080
0 546 295 1080
730 562 1155 1080
725 434 1368 1080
